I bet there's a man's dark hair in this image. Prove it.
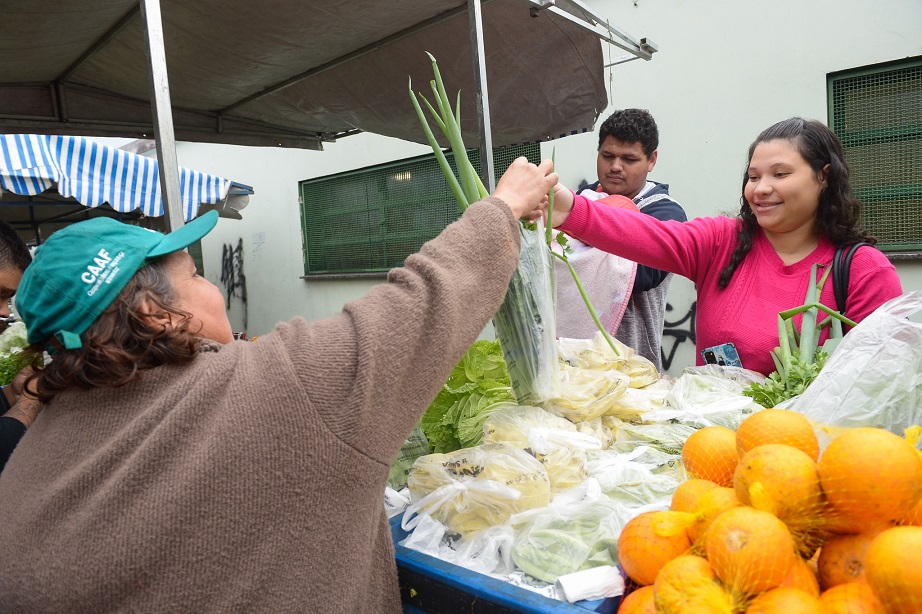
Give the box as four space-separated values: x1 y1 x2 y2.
597 108 659 157
0 219 31 272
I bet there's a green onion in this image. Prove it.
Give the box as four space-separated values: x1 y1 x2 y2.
745 263 858 406
410 53 559 404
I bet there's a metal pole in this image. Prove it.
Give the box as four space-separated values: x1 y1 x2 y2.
467 0 496 193
139 0 185 230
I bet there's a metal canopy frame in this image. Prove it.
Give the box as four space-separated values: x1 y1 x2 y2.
128 0 659 229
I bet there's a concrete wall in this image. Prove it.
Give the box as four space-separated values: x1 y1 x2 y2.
175 0 922 375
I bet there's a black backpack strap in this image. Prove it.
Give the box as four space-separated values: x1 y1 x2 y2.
832 242 871 315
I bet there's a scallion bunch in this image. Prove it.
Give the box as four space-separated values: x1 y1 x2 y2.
410 53 559 404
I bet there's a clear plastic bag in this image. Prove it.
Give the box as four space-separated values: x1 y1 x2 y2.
603 378 673 421
603 417 698 456
792 291 922 436
399 514 515 576
388 424 431 489
584 446 685 508
573 417 615 450
509 494 625 583
481 405 601 491
403 443 551 536
493 221 560 406
657 370 762 429
557 332 660 388
543 363 631 422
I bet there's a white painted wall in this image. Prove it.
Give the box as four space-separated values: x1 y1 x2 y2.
173 0 922 375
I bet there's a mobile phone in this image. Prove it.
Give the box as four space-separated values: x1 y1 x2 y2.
701 343 743 368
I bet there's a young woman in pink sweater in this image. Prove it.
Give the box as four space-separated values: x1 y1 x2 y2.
546 118 902 376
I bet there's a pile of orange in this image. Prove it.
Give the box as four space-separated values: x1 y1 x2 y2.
615 409 922 613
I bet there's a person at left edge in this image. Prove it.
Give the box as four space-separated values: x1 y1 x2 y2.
0 218 43 473
0 157 557 613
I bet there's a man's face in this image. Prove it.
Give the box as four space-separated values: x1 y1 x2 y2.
596 136 657 199
0 267 22 318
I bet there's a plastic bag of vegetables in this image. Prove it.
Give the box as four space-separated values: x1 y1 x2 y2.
602 378 673 421
543 363 630 422
584 446 684 508
603 417 698 456
388 425 431 490
482 405 601 491
573 417 614 450
557 332 660 388
403 443 550 536
657 370 761 429
510 493 625 583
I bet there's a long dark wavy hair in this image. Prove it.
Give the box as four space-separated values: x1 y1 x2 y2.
717 117 876 289
27 255 202 403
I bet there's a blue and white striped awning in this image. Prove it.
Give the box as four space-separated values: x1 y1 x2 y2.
0 134 251 221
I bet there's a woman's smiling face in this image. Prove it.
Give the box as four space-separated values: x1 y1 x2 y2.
744 138 827 237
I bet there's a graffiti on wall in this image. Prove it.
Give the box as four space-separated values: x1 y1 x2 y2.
221 238 248 331
661 301 696 372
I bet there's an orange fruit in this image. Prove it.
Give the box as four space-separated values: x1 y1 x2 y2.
617 511 692 586
780 556 820 597
817 427 922 533
672 478 720 513
897 495 922 526
705 506 797 597
733 444 824 540
816 529 883 590
745 587 822 613
818 582 884 613
617 585 655 614
687 486 741 547
653 554 734 614
683 426 739 487
736 409 820 461
793 526 829 560
864 526 922 614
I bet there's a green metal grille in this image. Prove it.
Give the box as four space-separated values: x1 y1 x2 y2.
829 57 922 250
299 143 541 275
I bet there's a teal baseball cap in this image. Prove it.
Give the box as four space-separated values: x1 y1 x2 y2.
17 210 219 350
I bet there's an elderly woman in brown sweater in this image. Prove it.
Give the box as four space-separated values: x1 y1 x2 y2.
0 157 557 613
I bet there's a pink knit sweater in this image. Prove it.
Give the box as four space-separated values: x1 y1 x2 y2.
560 193 903 376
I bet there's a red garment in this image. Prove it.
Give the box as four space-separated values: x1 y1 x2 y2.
560 192 903 376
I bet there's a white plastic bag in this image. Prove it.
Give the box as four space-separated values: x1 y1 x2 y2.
403 443 551 535
792 291 922 435
481 405 601 491
659 370 762 429
509 496 624 583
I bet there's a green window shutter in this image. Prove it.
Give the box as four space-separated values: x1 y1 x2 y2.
828 57 922 251
299 143 540 276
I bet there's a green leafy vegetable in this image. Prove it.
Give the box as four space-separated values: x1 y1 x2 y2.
419 340 516 453
0 322 40 386
743 263 854 407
